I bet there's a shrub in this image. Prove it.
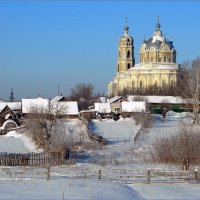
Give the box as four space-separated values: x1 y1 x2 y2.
151 125 200 166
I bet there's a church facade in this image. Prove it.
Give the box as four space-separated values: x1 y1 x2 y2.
108 19 180 97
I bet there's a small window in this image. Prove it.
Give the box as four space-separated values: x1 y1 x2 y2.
164 56 166 62
171 80 174 88
127 63 131 69
132 81 135 88
127 50 130 58
140 81 143 90
114 107 120 112
162 80 166 89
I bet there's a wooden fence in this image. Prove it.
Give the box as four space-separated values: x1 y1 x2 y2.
0 165 198 183
51 166 199 184
79 116 107 145
0 167 50 180
0 151 66 167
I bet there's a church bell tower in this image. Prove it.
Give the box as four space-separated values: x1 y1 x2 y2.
117 19 135 72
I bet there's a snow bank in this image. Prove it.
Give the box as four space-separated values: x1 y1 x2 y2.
0 178 145 200
91 118 140 141
0 131 42 153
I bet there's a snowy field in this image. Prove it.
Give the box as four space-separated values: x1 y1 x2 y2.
0 178 145 200
1 112 200 199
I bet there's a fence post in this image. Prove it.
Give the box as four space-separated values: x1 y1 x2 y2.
98 167 101 180
194 170 198 182
147 170 150 184
47 165 51 180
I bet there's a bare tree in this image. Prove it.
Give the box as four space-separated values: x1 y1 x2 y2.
176 58 200 124
24 102 70 153
70 83 94 100
70 83 95 110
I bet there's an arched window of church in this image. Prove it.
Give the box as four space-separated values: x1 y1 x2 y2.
153 81 158 94
140 81 143 90
127 51 130 58
132 81 135 89
162 80 166 89
154 81 158 88
171 80 174 88
127 39 130 46
164 56 166 62
168 58 171 63
127 63 131 69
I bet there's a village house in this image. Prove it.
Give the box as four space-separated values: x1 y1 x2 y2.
22 96 79 119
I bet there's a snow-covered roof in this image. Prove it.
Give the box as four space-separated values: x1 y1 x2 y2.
129 64 147 70
95 103 111 113
22 98 79 115
50 96 65 103
0 104 7 113
129 63 179 71
22 98 49 114
0 102 21 112
154 65 177 70
108 96 126 104
79 109 95 113
99 97 107 103
5 102 21 110
51 101 79 115
128 95 186 104
122 102 146 112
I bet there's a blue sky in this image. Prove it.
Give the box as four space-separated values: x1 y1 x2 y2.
0 1 200 100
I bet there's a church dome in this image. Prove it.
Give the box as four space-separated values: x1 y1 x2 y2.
144 37 175 51
139 18 177 64
142 20 175 51
124 24 129 31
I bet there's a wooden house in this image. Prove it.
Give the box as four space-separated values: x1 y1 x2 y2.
0 105 19 130
108 96 127 113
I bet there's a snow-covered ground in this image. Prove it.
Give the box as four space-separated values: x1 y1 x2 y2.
0 178 145 200
0 112 200 199
0 131 42 153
